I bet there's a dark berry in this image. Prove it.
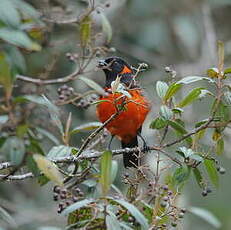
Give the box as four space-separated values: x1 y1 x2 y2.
202 190 208 197
57 207 62 214
59 94 66 100
162 185 168 191
105 2 110 7
206 187 212 193
53 194 59 201
162 196 168 202
160 201 167 208
72 196 78 202
168 191 173 196
53 186 61 193
124 173 129 178
171 222 177 227
60 193 66 199
75 187 81 193
181 208 186 213
128 216 134 222
79 192 84 196
66 201 71 206
219 167 226 174
178 212 184 218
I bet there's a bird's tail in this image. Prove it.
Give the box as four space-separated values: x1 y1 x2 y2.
122 136 139 168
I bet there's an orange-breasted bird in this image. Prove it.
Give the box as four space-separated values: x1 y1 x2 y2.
96 57 150 167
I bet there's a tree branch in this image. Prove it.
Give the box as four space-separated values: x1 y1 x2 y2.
16 67 82 85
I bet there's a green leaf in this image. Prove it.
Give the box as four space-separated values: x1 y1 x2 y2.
11 0 40 19
33 154 63 186
207 68 219 78
189 207 221 229
178 146 194 158
0 28 41 51
0 52 14 98
106 213 121 230
177 88 204 108
0 115 8 124
1 136 25 165
159 105 173 120
25 95 64 135
0 0 20 27
27 138 44 155
173 166 191 187
204 159 219 188
164 82 182 101
16 123 28 138
37 227 62 230
37 175 50 186
0 206 16 227
61 199 93 216
224 91 231 105
70 122 103 135
26 154 40 176
168 120 187 135
100 150 112 196
156 81 168 99
149 117 167 129
111 160 118 183
177 76 204 84
119 222 133 230
113 199 149 230
193 168 204 188
80 16 91 47
5 46 26 73
224 67 231 75
101 13 113 44
216 138 224 155
195 119 210 128
36 127 60 145
168 120 192 146
172 107 184 114
47 145 73 160
79 76 106 96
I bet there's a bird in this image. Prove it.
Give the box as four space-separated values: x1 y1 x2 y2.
96 57 150 167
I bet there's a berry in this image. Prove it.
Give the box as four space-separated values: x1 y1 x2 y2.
53 194 59 201
181 208 186 213
160 201 167 208
162 185 168 191
202 190 208 197
219 167 226 174
72 196 78 202
53 186 61 193
162 196 168 202
171 222 177 227
178 212 184 218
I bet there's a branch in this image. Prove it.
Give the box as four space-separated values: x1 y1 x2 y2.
0 173 33 181
16 67 82 85
163 117 214 148
0 162 13 170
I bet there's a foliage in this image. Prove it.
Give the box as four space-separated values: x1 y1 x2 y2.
0 0 231 229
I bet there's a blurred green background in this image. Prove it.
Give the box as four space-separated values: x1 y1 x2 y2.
1 0 231 229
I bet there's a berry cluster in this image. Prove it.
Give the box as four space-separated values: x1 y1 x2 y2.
57 85 74 101
66 52 79 62
146 183 186 229
53 185 84 214
75 94 98 109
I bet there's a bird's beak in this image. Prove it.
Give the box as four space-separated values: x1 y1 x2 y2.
97 59 107 68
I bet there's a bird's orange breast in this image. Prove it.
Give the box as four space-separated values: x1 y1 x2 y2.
96 89 150 143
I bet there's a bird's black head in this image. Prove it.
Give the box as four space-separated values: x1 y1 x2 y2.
98 57 134 87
